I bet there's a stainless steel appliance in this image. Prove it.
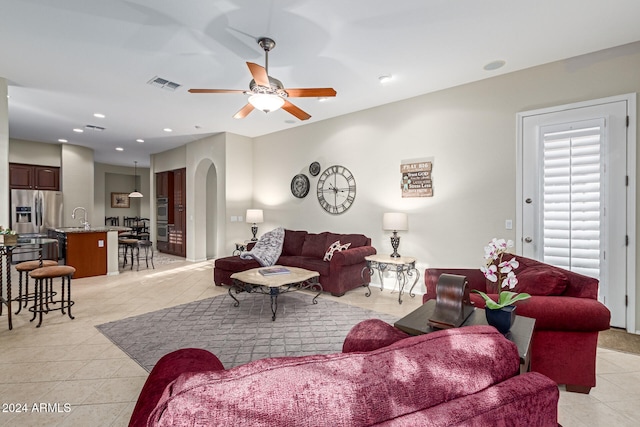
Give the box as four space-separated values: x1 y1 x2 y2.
157 197 169 222
157 197 169 242
157 221 168 242
11 189 64 261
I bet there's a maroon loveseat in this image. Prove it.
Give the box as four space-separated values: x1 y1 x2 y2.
214 229 376 296
424 255 611 393
130 324 559 426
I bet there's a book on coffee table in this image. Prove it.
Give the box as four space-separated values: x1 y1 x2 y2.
259 266 291 276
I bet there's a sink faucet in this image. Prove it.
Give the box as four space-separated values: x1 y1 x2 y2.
72 207 90 230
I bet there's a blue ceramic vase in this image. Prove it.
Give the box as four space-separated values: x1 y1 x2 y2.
485 305 516 334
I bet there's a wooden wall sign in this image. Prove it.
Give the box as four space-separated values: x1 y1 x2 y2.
401 159 433 197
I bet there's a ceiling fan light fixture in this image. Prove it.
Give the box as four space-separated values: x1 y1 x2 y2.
248 93 285 113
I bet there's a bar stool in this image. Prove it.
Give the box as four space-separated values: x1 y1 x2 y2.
119 238 139 269
29 265 76 328
14 260 59 314
133 240 154 271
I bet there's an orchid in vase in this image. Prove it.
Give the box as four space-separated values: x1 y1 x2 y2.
473 238 531 310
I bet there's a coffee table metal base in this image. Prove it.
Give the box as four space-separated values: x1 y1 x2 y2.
229 275 322 321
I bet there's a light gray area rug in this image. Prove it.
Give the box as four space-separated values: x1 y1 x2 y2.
96 292 398 371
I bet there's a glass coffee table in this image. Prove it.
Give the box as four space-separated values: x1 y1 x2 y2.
229 266 323 321
394 299 535 373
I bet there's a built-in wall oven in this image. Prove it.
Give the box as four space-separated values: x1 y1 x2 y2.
157 222 168 242
157 197 169 242
157 197 169 222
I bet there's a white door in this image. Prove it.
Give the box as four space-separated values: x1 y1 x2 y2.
517 95 635 330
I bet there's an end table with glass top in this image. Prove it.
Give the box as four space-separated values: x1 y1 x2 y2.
362 254 420 304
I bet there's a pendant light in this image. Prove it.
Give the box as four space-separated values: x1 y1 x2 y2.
129 161 143 198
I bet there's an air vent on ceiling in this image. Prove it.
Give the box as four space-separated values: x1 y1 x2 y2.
85 124 105 131
147 76 182 91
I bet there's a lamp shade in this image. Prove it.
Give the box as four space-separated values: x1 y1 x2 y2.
246 209 264 224
248 94 285 113
129 160 143 198
383 212 408 231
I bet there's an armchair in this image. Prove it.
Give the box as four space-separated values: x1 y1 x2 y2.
424 255 611 393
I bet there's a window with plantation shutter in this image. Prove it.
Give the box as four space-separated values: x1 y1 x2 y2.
540 122 604 280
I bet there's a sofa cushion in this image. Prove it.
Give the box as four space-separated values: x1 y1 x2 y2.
514 265 569 296
215 256 260 271
296 257 330 276
149 326 520 427
323 240 351 261
342 319 410 353
301 232 330 258
282 229 307 256
328 232 369 248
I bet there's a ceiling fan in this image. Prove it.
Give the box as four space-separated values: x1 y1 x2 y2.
189 37 336 121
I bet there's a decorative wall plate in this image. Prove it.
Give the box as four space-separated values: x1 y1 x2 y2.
290 174 310 198
316 165 356 214
309 161 321 176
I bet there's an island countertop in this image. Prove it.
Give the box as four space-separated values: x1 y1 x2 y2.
52 226 131 233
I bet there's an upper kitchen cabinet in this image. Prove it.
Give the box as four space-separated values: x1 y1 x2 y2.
156 171 173 198
10 163 60 190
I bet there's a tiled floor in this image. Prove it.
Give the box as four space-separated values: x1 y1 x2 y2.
0 257 639 426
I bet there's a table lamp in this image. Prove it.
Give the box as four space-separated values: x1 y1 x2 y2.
383 212 408 258
246 209 264 241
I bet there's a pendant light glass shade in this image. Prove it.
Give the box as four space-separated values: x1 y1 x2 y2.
129 161 143 198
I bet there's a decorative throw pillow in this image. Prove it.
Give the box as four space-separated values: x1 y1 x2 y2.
323 240 351 261
513 265 569 296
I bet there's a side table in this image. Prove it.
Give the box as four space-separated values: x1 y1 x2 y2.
394 300 535 373
362 254 420 304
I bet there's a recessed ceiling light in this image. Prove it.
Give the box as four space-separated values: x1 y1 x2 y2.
284 119 296 124
73 128 83 133
163 128 173 132
484 60 506 71
378 75 393 84
136 139 145 143
93 113 105 118
115 147 124 151
58 138 68 143
317 97 329 102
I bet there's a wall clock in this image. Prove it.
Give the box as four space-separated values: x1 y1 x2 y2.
309 161 321 176
290 174 310 198
316 165 356 214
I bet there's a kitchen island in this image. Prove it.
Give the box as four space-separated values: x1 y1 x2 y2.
51 226 130 278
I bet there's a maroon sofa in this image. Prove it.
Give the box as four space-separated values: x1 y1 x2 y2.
130 324 559 427
214 229 377 296
424 255 611 393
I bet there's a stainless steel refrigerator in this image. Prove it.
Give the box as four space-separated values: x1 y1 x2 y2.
10 189 63 261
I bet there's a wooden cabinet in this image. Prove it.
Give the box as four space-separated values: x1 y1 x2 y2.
9 163 60 190
157 168 186 257
65 232 107 278
156 171 172 198
168 168 186 257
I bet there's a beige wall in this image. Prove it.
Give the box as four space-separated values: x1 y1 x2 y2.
61 145 94 227
153 131 254 261
247 41 640 327
0 78 8 228
9 138 61 166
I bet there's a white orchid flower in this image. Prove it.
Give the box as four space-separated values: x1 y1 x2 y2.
481 264 498 282
502 271 518 290
499 257 519 273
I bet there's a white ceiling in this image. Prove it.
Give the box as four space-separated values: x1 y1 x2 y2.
3 0 640 167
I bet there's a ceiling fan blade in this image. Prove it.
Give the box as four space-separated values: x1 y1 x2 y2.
282 100 311 121
233 103 255 119
247 62 270 87
285 88 337 98
188 89 245 94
